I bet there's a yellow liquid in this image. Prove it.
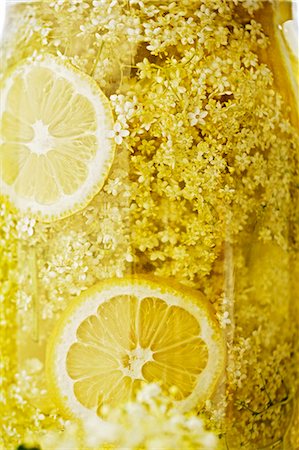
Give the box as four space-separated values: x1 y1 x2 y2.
1 1 298 449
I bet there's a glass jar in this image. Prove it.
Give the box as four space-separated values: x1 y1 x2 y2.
1 1 298 449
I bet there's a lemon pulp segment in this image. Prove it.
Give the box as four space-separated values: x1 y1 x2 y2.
0 56 115 221
46 277 225 419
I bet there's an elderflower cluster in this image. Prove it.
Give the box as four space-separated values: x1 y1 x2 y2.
33 384 222 450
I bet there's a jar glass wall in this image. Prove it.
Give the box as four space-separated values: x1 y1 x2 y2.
1 1 298 449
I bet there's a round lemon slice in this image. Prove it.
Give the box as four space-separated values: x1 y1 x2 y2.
46 276 226 419
0 55 115 221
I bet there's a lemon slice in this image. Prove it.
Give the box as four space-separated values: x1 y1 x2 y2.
0 55 115 221
46 276 226 419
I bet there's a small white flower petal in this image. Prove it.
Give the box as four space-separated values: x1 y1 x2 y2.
115 135 123 145
121 129 130 138
114 122 122 132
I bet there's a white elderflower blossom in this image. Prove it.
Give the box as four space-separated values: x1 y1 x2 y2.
137 382 161 403
16 217 36 237
188 107 208 126
107 122 130 144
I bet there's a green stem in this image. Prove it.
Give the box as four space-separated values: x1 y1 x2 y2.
90 41 104 77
